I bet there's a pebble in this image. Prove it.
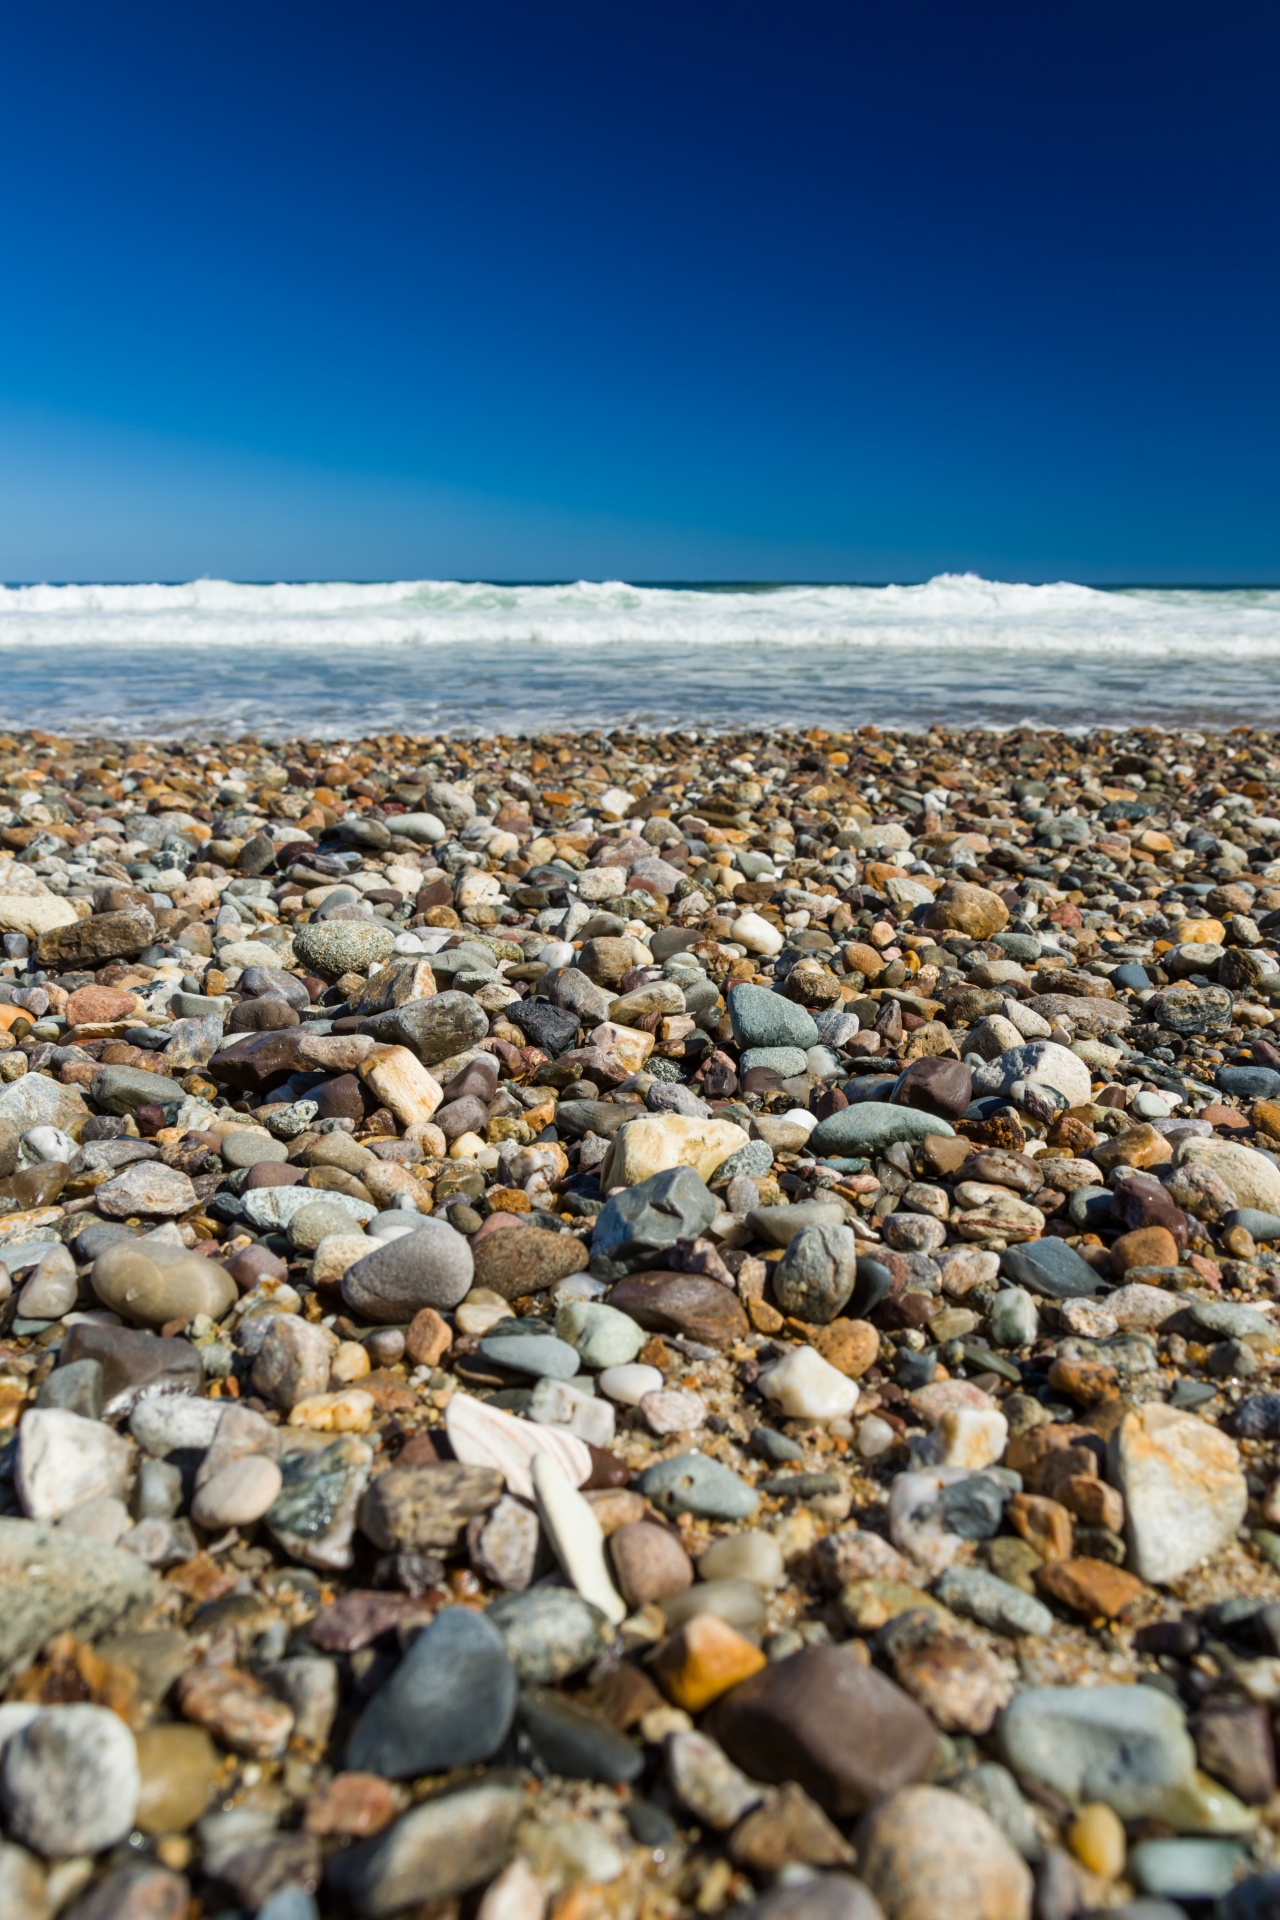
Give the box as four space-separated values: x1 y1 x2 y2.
760 1345 860 1420
0 1704 140 1857
857 1784 1033 1920
333 1781 522 1917
1 722 1280 1911
347 1607 516 1779
1113 1403 1248 1583
639 1452 759 1520
341 1217 474 1320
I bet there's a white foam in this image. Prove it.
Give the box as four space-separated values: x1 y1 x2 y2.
0 574 1274 735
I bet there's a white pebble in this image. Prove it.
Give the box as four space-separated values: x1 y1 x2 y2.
598 1363 664 1406
730 911 783 956
759 1346 859 1421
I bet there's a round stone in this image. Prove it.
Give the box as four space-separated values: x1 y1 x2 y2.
857 1784 1032 1920
697 1529 785 1589
0 1704 140 1856
91 1245 237 1327
471 1224 589 1300
291 920 398 980
598 1362 664 1405
191 1454 284 1529
341 1218 475 1322
347 1607 516 1779
134 1723 219 1834
222 1130 288 1168
608 1521 694 1608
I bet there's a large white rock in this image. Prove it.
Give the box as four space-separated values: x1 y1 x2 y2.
759 1346 859 1421
971 1040 1092 1109
0 895 79 938
1176 1136 1280 1215
15 1409 131 1525
1111 1403 1247 1584
601 1113 749 1187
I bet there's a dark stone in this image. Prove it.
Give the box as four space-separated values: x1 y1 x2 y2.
313 1073 371 1122
503 1000 582 1056
518 1688 644 1784
1111 963 1152 992
35 1359 104 1419
241 965 311 1009
705 1644 937 1816
591 1164 717 1277
890 1056 973 1122
346 1606 516 1779
36 906 156 967
59 1323 204 1418
1193 1701 1276 1805
750 1426 806 1465
1153 983 1234 1036
723 1877 884 1920
362 991 489 1065
65 1863 190 1920
605 1271 749 1348
936 1474 1005 1540
1232 1394 1280 1440
849 1257 895 1318
999 1238 1102 1299
89 1064 187 1114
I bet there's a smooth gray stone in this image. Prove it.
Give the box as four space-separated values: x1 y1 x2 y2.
727 983 819 1050
1000 1685 1196 1819
808 1102 954 1156
999 1237 1103 1300
639 1452 758 1521
346 1608 515 1779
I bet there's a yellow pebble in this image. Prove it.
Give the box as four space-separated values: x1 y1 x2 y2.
329 1340 371 1383
287 1388 374 1432
1068 1802 1125 1880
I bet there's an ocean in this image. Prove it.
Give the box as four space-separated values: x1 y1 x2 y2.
0 574 1276 739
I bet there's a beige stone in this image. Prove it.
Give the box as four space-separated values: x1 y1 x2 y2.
601 1113 750 1187
358 1045 443 1126
1111 1403 1247 1584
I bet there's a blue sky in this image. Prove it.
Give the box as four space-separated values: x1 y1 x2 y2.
0 1 1276 583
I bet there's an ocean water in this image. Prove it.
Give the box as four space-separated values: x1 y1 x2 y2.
0 574 1276 739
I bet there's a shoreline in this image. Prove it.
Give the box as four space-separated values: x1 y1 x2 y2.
0 719 1277 1915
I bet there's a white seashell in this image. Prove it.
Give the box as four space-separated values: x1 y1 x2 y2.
530 1450 626 1626
445 1391 592 1503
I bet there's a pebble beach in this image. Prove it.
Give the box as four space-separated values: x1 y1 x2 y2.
2 716 1280 1920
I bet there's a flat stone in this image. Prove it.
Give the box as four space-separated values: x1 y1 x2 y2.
809 1103 954 1156
0 1074 90 1134
605 1272 749 1348
590 1164 717 1277
0 1520 159 1682
934 1565 1053 1637
602 1113 750 1187
1000 1684 1198 1822
35 905 156 967
332 1782 521 1918
62 1321 203 1417
471 1224 588 1299
358 1460 503 1551
706 1643 938 1815
95 1161 198 1218
728 984 820 1050
1178 1136 1280 1213
999 1238 1102 1300
346 1607 516 1779
556 1300 648 1370
518 1688 642 1785
638 1452 758 1521
89 1064 186 1114
1112 1403 1247 1584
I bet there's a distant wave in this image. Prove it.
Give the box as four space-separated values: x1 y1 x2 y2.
0 574 1274 736
0 573 1278 657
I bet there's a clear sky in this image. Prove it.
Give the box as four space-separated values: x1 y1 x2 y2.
1 1 1275 584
